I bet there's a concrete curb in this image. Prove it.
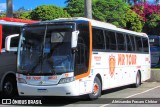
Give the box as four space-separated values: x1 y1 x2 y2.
148 70 160 82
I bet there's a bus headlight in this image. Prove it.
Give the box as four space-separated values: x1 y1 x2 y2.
17 78 27 84
59 77 75 84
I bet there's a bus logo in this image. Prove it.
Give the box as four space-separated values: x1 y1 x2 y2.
39 81 44 85
109 55 116 78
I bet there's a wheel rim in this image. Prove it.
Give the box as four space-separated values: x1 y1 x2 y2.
3 81 13 95
93 83 99 95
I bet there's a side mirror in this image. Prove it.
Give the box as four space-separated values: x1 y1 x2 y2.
5 34 19 52
71 31 79 48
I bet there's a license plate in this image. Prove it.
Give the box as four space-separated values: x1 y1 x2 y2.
37 89 48 93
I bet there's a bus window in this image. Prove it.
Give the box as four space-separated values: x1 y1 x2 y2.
117 33 125 51
135 36 143 52
126 35 132 51
142 38 149 53
75 23 90 75
92 28 105 50
105 31 110 50
130 35 136 51
105 30 117 50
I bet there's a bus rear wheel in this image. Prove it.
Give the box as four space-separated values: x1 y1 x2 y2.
88 77 101 100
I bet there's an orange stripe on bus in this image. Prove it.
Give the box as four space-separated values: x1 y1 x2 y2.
75 21 92 80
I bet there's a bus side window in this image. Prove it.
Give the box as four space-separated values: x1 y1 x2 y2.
142 38 149 53
105 31 110 50
92 28 105 50
130 35 136 51
117 33 125 51
108 31 117 50
126 35 133 51
135 36 143 52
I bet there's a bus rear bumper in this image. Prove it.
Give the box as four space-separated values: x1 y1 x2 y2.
17 81 79 96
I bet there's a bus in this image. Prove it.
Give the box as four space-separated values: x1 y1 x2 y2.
14 17 150 99
149 35 160 68
0 17 37 97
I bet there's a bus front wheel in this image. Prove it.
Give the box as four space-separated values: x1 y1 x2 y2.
2 76 17 98
88 77 101 100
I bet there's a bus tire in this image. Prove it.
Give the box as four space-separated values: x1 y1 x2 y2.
2 76 17 98
134 71 141 88
88 77 101 100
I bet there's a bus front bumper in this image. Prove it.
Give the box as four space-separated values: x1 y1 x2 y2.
17 81 79 96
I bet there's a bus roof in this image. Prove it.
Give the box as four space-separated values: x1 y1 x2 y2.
0 17 38 26
25 17 147 37
0 17 38 24
0 20 26 26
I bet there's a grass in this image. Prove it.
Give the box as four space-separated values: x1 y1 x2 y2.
151 68 160 70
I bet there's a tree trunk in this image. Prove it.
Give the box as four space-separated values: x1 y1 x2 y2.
84 0 92 19
6 0 13 17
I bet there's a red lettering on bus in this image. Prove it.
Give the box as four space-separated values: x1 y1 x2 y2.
26 76 31 80
48 76 57 80
118 54 136 65
118 54 125 65
32 76 41 80
145 57 149 61
94 56 101 61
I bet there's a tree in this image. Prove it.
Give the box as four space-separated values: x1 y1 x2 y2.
124 10 143 32
30 5 70 21
133 3 160 22
143 14 160 35
65 0 142 32
13 7 28 18
93 0 142 32
84 0 92 18
18 11 31 19
92 0 130 23
65 0 84 17
132 3 160 34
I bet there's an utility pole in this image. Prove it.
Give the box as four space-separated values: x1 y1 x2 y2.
6 0 13 17
84 0 92 19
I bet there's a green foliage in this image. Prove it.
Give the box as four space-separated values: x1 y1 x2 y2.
12 7 31 19
92 0 130 26
143 14 160 35
65 0 142 32
0 13 6 18
18 11 31 19
30 5 70 21
65 0 84 17
124 10 143 32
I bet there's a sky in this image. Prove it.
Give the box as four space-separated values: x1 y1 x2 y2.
0 0 66 12
0 0 156 12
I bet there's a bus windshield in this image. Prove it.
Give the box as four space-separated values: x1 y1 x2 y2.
18 24 74 75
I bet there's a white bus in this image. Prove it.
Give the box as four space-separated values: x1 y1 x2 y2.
15 17 150 99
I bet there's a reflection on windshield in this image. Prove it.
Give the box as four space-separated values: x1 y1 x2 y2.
18 25 74 75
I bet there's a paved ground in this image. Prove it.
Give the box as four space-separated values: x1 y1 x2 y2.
0 82 160 107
